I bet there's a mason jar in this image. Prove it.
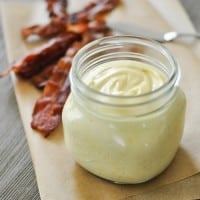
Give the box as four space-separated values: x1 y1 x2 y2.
62 36 186 184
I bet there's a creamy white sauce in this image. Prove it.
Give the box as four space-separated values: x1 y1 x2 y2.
83 60 167 96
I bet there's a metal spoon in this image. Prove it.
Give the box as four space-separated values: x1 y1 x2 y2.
163 31 200 42
107 22 200 43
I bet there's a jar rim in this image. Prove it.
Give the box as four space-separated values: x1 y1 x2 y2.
70 35 179 105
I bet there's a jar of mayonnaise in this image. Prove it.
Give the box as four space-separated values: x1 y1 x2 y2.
62 36 186 184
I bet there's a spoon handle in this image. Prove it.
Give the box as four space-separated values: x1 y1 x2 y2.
164 31 200 42
108 22 200 43
177 32 200 38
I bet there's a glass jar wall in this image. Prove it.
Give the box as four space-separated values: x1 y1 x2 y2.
62 36 186 184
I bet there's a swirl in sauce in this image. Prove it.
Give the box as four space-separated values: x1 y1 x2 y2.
83 60 167 96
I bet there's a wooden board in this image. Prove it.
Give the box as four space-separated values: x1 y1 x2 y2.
1 0 200 199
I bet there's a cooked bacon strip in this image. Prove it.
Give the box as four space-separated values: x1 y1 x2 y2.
22 0 68 40
31 32 100 136
21 18 67 40
46 0 68 20
31 56 71 136
69 0 120 23
31 63 55 89
68 19 110 34
88 19 111 34
30 20 111 90
21 0 120 40
0 33 81 78
0 0 121 136
31 46 78 136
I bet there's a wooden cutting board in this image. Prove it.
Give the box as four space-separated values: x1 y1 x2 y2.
1 0 200 199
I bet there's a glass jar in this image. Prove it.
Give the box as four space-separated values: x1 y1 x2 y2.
62 36 186 184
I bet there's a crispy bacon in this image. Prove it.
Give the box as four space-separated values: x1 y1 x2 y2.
0 33 81 78
31 32 101 136
30 20 111 90
31 63 55 89
68 19 111 34
1 0 121 136
31 43 81 136
88 19 111 34
22 0 68 40
21 0 119 40
31 56 71 136
21 18 67 40
46 0 68 20
28 0 120 136
29 19 110 89
69 0 120 23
